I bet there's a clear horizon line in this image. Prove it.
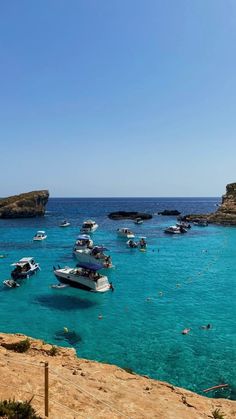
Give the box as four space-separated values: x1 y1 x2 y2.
49 196 220 199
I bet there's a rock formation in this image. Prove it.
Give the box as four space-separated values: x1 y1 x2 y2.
108 211 152 220
185 182 236 225
158 210 181 216
0 190 49 218
0 333 235 419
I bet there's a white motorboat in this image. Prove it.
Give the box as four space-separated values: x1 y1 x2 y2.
73 234 94 251
51 283 69 289
127 239 138 248
164 225 187 234
80 220 98 233
117 228 135 239
176 222 191 229
59 220 71 227
3 279 20 288
11 257 40 279
134 217 143 225
33 231 47 241
54 266 111 292
74 246 112 270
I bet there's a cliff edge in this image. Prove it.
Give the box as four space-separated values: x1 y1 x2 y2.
0 190 49 218
186 182 236 225
0 333 235 418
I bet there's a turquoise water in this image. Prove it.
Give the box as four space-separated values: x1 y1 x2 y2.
0 198 235 399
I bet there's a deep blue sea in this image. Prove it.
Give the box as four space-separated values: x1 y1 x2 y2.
0 197 235 400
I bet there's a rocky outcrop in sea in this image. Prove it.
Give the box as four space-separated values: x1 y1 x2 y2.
0 190 49 218
108 211 152 220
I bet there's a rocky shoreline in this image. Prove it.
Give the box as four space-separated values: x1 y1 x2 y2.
0 332 235 418
184 183 236 225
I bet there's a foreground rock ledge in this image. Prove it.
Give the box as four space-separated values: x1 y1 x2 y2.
0 190 49 218
185 182 236 225
0 333 235 419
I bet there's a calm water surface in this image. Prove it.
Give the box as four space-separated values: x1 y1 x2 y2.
0 197 235 399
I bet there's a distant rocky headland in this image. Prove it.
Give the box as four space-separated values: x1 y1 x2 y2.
108 211 152 220
185 182 236 225
0 190 49 218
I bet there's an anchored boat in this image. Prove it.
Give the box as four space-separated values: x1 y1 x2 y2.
11 257 40 279
53 266 111 292
80 220 98 233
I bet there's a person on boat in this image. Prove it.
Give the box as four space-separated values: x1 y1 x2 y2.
110 282 114 291
105 255 111 267
139 238 147 249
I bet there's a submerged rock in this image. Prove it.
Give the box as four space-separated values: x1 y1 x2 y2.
0 190 49 218
108 211 152 220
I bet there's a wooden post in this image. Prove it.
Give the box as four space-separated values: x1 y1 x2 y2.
44 362 49 417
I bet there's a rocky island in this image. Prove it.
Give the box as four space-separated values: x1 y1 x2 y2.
0 190 49 218
184 182 236 225
108 211 152 220
0 332 235 419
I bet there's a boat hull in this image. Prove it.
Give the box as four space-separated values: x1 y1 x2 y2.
54 269 111 292
11 266 39 280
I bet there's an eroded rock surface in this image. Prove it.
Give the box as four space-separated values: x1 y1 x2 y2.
185 183 236 225
0 190 49 218
0 333 235 419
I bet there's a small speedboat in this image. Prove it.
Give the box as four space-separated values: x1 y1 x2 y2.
127 239 138 248
80 220 98 233
73 234 94 251
164 225 187 234
59 220 71 227
51 283 69 289
33 231 47 241
3 279 20 288
11 257 40 279
117 228 135 239
54 266 112 292
134 217 143 225
176 222 191 229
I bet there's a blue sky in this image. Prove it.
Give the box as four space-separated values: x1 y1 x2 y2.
0 0 235 197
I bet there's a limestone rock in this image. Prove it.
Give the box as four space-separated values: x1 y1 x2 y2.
0 190 49 218
0 332 235 419
185 183 236 225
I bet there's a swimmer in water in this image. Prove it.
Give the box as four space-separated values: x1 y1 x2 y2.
201 324 211 330
182 328 191 335
98 314 103 320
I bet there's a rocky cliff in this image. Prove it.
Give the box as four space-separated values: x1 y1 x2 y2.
0 333 235 419
0 190 49 218
186 183 236 225
208 182 236 224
